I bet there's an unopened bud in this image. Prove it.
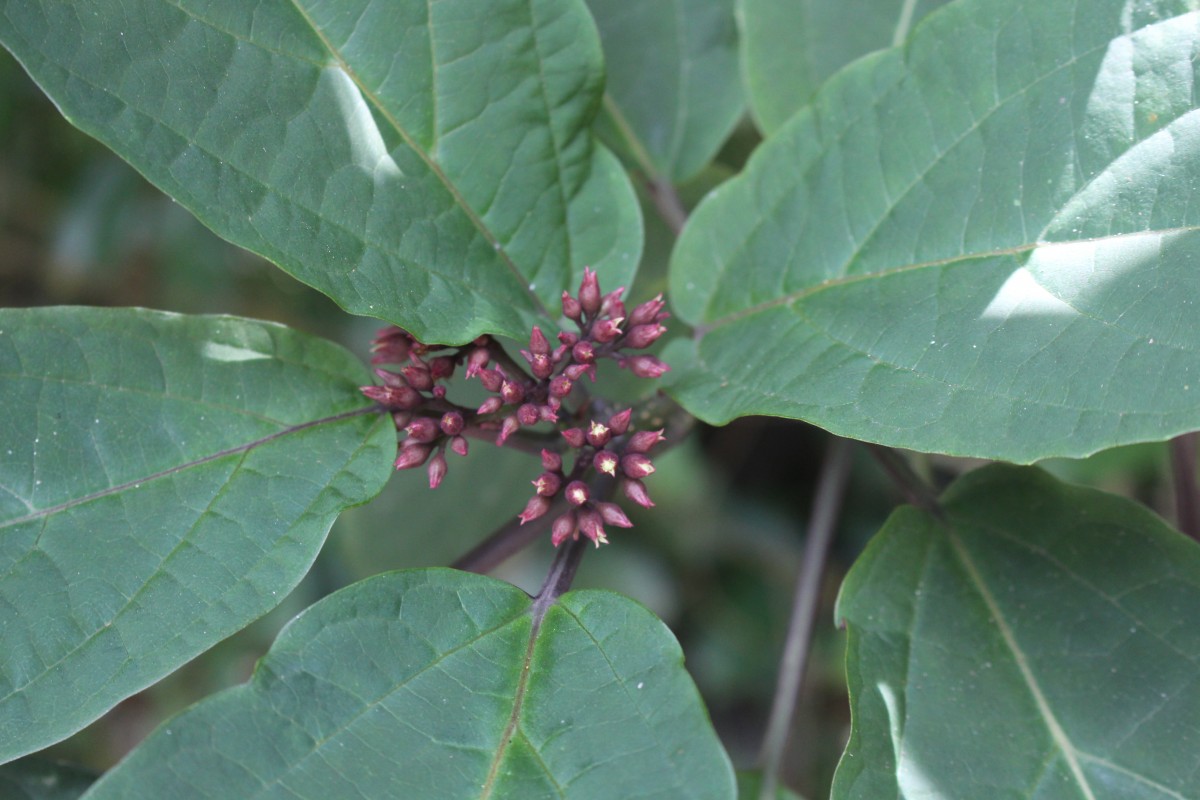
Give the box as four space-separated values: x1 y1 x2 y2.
529 326 551 355
406 417 439 443
621 453 656 479
533 471 562 497
391 410 413 429
564 363 596 382
497 415 520 445
500 380 526 405
394 442 432 470
429 356 455 380
549 375 574 398
439 411 465 436
577 507 609 546
623 323 667 349
479 368 504 392
622 355 670 378
551 512 578 546
361 384 422 409
578 267 601 316
626 429 667 453
541 450 562 471
586 420 611 448
593 450 619 476
401 364 433 391
565 481 590 506
517 403 541 426
518 494 552 524
562 428 586 448
622 479 655 508
592 318 623 343
572 340 595 364
374 367 407 387
596 502 633 528
427 452 448 488
450 435 469 457
628 294 667 326
465 346 491 377
529 353 554 379
557 331 579 346
538 404 559 423
600 289 626 320
608 408 633 435
561 290 583 322
477 396 504 415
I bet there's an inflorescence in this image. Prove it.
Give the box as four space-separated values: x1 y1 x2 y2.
361 268 670 547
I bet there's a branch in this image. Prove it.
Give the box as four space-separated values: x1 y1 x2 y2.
646 176 688 237
866 444 943 518
451 498 564 574
1170 432 1200 540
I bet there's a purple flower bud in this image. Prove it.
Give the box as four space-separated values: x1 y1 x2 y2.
628 294 666 326
430 356 455 380
371 327 412 363
600 288 626 320
565 481 590 506
622 355 670 379
551 512 578 546
432 385 447 399
596 501 633 528
572 340 595 364
401 364 433 392
623 323 667 349
562 428 586 448
592 318 623 343
577 507 609 546
564 363 596 382
427 452 448 489
561 290 583 322
541 449 563 471
578 267 602 316
391 411 413 429
557 331 579 346
621 453 656 479
500 379 526 405
586 420 611 448
394 442 432 470
593 450 619 476
497 415 520 445
549 374 573 398
529 326 551 356
533 471 562 497
406 417 439 443
465 346 491 377
439 411 464 436
551 344 570 363
477 396 504 415
479 368 504 392
450 436 469 457
622 479 655 508
538 404 559 423
518 494 552 524
626 429 667 453
517 403 541 426
374 367 407 387
608 408 633 436
529 353 554 380
361 384 421 409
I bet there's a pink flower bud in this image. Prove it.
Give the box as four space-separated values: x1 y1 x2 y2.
621 453 656 479
529 326 551 355
561 290 583 322
432 385 447 399
450 436 469 457
406 417 439 443
622 355 670 379
439 411 465 436
593 450 619 476
465 346 491 377
529 353 554 380
565 481 590 506
518 494 552 524
394 442 432 470
401 364 433 391
628 294 667 326
391 411 413 429
577 507 609 546
557 331 579 346
586 420 611 448
541 449 563 471
608 408 633 435
517 403 540 426
430 356 455 380
562 428 586 448
623 479 655 508
497 415 520 445
427 452 448 488
564 363 596 382
592 318 623 343
477 396 504 415
538 404 559 423
623 323 667 349
533 471 562 497
551 512 578 546
578 267 601 316
479 368 504 392
360 384 422 409
549 375 573 398
572 340 595 364
626 429 667 453
374 367 407 387
600 289 626 320
501 379 526 405
596 502 633 528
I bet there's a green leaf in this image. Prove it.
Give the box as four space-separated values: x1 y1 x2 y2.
82 569 736 800
0 759 96 800
833 465 1200 799
588 0 745 182
739 0 952 134
736 770 805 799
0 1 642 344
0 307 394 762
668 0 1200 462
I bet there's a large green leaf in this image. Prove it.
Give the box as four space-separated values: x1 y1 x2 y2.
82 569 735 800
0 759 96 800
668 0 1200 462
833 465 1200 799
739 0 952 134
588 0 744 182
0 307 394 762
0 0 641 344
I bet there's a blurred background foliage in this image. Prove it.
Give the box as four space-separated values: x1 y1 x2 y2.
0 52 1176 799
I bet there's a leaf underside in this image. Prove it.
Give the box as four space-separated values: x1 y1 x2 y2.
669 0 1200 462
82 569 735 800
0 307 394 762
833 464 1200 799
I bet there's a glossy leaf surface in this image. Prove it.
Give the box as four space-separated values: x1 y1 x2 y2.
0 307 394 761
740 0 951 133
834 465 1200 799
83 569 735 800
589 0 744 182
0 0 641 343
669 0 1200 461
